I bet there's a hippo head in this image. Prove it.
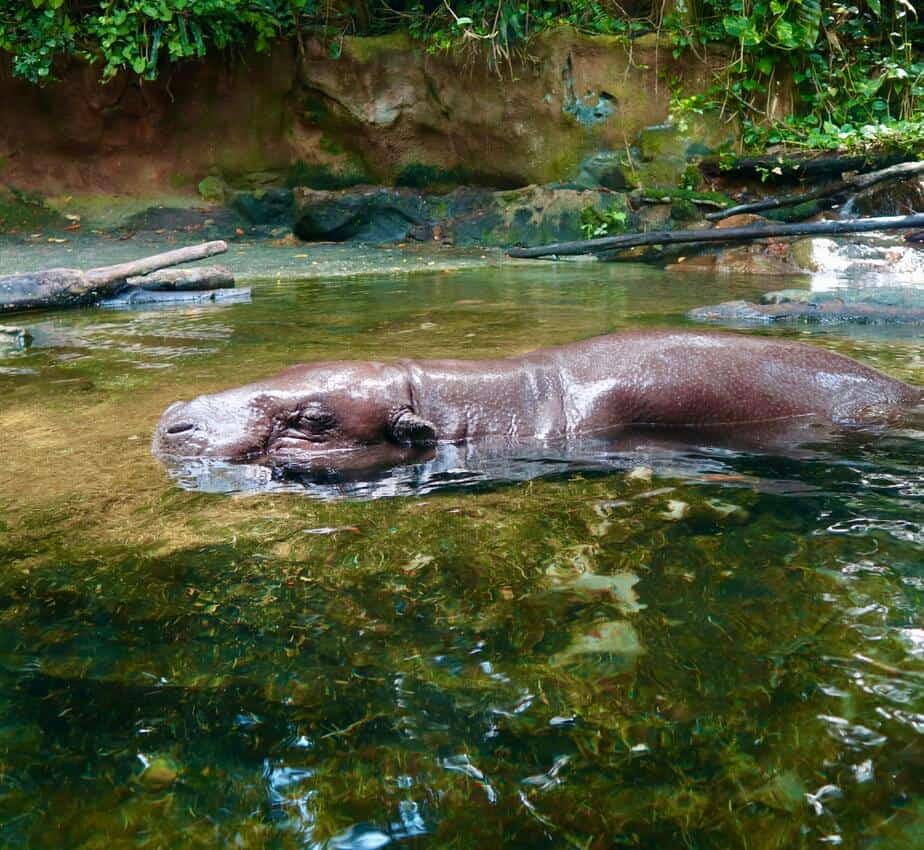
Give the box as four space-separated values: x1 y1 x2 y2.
153 361 438 479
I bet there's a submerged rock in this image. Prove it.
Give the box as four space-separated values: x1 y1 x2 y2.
689 287 924 325
136 754 181 789
550 619 644 668
101 287 251 309
0 324 32 350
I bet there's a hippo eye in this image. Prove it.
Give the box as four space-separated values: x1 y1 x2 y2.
293 409 337 433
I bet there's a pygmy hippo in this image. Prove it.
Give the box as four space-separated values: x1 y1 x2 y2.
153 331 922 477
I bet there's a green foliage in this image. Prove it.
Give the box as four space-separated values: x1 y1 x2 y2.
0 0 316 83
665 0 924 151
0 0 920 157
580 206 627 238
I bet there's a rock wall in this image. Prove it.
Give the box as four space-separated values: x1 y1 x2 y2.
0 28 733 198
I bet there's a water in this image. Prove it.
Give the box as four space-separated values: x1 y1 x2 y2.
0 256 921 849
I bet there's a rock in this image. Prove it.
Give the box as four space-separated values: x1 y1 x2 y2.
293 186 430 242
137 755 180 789
452 185 634 248
550 619 644 668
660 500 690 520
0 324 33 350
546 567 643 611
291 183 634 247
231 187 294 226
687 300 776 322
689 288 924 324
680 243 806 276
573 151 633 190
848 175 924 218
715 213 770 229
101 287 251 309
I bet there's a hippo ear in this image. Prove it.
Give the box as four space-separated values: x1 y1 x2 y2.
390 410 437 447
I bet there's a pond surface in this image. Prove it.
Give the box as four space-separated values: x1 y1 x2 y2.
0 257 922 850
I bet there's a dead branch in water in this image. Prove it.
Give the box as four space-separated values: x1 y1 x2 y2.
0 241 228 314
507 213 924 259
705 160 924 222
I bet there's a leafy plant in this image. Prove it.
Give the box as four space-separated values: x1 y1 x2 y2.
581 206 628 238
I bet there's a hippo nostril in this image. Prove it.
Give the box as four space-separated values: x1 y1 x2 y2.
166 422 196 435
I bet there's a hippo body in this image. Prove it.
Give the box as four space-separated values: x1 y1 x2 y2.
154 331 922 477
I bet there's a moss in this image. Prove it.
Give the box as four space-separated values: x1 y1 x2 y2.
169 172 195 190
395 163 471 189
0 186 66 231
669 198 699 221
286 160 370 190
319 134 344 156
763 199 826 222
342 31 414 63
197 175 228 202
638 186 734 207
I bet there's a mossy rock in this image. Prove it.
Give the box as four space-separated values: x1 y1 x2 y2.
197 176 229 203
231 188 294 226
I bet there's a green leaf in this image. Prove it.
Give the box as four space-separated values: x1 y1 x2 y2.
796 0 821 46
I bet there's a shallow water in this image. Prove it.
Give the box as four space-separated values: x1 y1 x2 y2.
1 257 922 850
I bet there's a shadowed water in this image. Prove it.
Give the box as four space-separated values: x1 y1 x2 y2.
0 257 921 850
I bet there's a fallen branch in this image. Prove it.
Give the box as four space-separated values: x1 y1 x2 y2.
0 241 228 314
706 160 924 222
127 265 234 291
705 180 848 221
507 213 924 259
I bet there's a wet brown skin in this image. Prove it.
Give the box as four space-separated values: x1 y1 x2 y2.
153 331 923 472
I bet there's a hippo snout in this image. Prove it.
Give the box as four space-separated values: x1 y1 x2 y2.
153 401 206 456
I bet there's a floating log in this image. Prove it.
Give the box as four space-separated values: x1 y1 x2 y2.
706 160 924 221
0 241 228 314
507 213 924 259
127 265 235 291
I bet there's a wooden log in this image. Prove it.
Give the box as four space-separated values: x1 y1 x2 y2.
507 213 924 259
705 181 849 221
0 241 228 314
706 160 924 222
698 152 903 181
82 241 229 286
127 265 234 291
